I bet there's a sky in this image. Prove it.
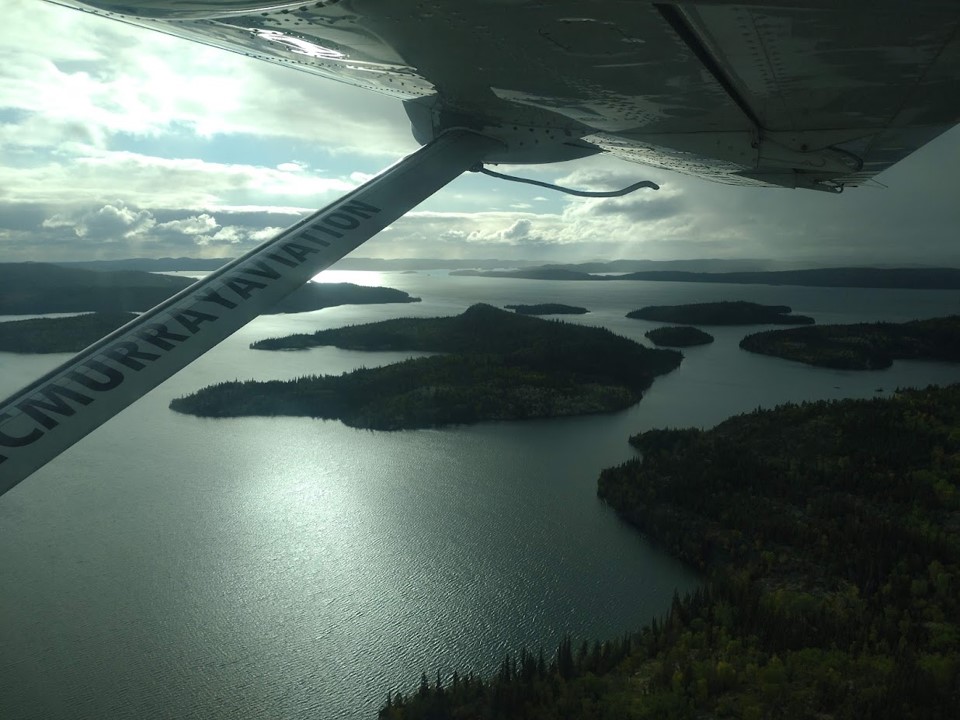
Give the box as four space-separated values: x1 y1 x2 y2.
1 0 958 266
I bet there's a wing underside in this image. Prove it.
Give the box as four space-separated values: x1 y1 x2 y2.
49 1 960 190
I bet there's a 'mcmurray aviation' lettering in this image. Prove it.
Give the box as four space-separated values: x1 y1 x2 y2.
0 130 500 495
0 199 383 464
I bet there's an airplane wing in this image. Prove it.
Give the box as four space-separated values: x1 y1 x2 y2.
46 0 960 192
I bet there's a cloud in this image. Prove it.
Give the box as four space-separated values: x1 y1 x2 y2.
76 204 156 239
0 145 355 216
586 194 687 221
42 203 156 240
0 199 309 260
1 1 415 156
155 214 219 236
2 0 959 267
501 218 533 241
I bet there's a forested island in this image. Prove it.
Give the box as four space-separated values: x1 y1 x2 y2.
503 303 588 315
644 326 714 347
271 282 419 313
0 312 136 353
0 263 419 314
628 301 814 326
171 304 681 429
383 385 960 719
740 315 960 369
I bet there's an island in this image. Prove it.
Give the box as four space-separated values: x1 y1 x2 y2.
503 303 588 315
0 312 136 353
171 304 682 429
270 282 420 314
627 300 814 325
740 315 960 369
0 262 419 315
383 385 960 719
644 325 714 347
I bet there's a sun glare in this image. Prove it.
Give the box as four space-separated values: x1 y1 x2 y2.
312 269 386 287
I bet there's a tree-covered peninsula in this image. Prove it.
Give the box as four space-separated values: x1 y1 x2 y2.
644 326 714 347
741 315 960 369
171 304 681 429
383 385 960 719
504 303 588 315
0 312 136 353
628 301 814 325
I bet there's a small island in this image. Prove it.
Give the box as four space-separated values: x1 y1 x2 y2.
0 312 136 353
503 303 588 315
740 315 960 369
172 304 681 429
644 325 714 347
271 282 420 314
628 300 814 325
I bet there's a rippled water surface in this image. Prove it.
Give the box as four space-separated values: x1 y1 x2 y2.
1 274 958 718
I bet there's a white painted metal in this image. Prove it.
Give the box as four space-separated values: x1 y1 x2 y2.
0 129 503 495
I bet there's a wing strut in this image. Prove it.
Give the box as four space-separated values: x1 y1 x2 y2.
0 129 502 496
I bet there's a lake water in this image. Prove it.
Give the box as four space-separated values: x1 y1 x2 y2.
1 272 959 719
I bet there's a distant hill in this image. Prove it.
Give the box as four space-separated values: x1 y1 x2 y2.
616 267 960 289
0 262 194 314
0 263 419 315
451 268 596 280
54 257 229 272
54 256 547 272
450 266 960 289
545 258 781 273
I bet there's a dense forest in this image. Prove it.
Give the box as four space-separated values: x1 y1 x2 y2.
627 301 815 326
383 385 960 718
0 312 136 353
172 305 681 429
644 326 714 347
503 304 588 315
741 315 960 369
